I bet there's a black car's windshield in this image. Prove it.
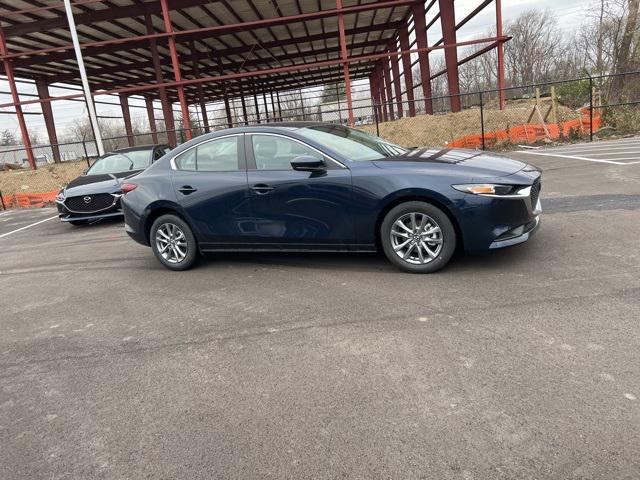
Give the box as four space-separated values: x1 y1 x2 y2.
86 150 152 175
297 125 407 161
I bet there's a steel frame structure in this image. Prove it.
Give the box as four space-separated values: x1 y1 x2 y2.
0 0 507 170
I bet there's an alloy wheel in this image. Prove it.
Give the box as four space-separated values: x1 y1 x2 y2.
390 212 443 265
155 222 188 264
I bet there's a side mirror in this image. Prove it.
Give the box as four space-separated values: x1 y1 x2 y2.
291 155 325 172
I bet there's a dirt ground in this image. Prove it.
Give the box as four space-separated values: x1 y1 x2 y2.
359 102 579 147
0 160 87 195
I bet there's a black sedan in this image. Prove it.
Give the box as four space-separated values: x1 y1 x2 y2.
120 123 541 273
56 144 171 225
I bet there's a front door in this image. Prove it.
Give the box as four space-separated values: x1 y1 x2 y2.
245 133 355 249
171 134 252 247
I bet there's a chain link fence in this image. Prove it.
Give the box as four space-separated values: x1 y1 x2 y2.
2 71 638 210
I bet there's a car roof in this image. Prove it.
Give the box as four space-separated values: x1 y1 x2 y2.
111 144 167 153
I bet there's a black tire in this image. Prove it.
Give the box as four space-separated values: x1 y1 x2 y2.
150 214 198 271
68 220 88 226
380 201 456 273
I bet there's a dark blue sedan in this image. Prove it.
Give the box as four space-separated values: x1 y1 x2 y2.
120 123 541 273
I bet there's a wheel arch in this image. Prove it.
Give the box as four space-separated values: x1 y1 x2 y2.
143 202 195 245
374 191 464 252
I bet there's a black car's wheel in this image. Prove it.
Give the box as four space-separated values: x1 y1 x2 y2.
380 201 456 273
150 214 198 271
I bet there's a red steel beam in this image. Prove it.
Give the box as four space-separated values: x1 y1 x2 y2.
12 21 403 71
119 93 134 147
336 0 355 125
160 0 192 140
1 37 508 110
35 78 61 163
145 96 159 144
190 42 210 133
2 0 221 37
398 24 415 117
0 25 36 170
412 1 433 114
1 1 414 63
378 63 388 121
496 0 506 109
438 0 461 112
388 40 403 118
383 55 395 120
145 13 177 147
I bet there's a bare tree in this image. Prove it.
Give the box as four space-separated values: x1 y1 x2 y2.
503 9 564 85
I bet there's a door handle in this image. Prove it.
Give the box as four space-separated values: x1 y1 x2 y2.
178 185 197 195
251 184 275 195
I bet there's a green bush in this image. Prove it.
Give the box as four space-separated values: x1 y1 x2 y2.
556 80 591 109
602 106 640 135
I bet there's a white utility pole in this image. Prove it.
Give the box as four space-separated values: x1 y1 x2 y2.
63 0 104 155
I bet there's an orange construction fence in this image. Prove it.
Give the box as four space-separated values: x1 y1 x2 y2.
1 190 58 210
449 108 602 150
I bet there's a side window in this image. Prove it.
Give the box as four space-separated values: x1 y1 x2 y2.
174 136 240 171
252 135 323 171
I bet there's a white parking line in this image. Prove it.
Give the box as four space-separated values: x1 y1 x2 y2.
0 215 57 239
574 151 640 157
547 146 640 154
516 151 640 165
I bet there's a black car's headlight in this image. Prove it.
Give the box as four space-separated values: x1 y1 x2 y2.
452 184 520 196
55 190 65 202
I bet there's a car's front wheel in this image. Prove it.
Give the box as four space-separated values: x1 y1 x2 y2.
380 201 456 273
150 214 198 271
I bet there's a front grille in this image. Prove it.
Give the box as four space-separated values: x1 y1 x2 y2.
530 178 541 208
64 193 114 213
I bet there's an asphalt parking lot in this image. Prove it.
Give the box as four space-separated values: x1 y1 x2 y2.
1 139 640 479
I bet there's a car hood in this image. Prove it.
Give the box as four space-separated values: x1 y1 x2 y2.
373 148 527 177
64 171 141 196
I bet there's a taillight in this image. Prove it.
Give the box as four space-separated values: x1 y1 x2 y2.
121 183 137 194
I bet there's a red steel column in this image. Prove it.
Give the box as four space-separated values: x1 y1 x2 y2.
0 26 36 170
119 93 134 147
145 13 176 147
159 0 192 140
224 90 233 127
35 78 61 163
388 40 403 118
438 0 461 112
398 25 416 117
369 74 380 122
496 0 506 110
190 42 209 132
336 0 355 126
412 1 433 114
145 96 159 144
378 62 388 122
383 55 395 120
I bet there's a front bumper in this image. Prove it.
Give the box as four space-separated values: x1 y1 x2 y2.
56 195 123 222
489 214 540 249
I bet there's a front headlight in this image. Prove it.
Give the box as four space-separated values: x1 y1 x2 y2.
452 184 518 196
55 190 65 202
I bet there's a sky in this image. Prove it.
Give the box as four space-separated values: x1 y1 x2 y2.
0 0 590 142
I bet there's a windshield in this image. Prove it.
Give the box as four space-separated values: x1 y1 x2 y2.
86 150 152 175
297 125 407 161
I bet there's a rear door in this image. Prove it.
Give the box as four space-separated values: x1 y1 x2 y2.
170 134 252 247
244 133 355 248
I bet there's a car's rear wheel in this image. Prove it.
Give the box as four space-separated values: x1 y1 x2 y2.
380 201 456 273
150 214 198 271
